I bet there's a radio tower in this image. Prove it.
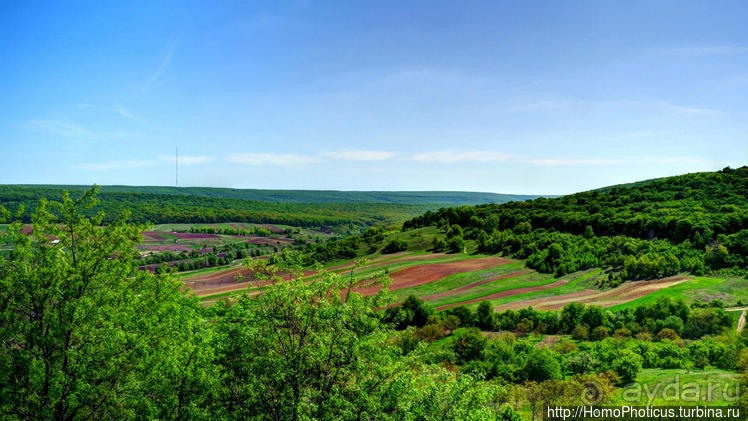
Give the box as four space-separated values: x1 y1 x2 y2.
175 147 179 187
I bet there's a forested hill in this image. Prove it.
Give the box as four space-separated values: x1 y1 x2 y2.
0 186 436 228
405 166 748 280
6 185 545 205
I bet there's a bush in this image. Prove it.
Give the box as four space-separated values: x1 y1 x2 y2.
572 325 589 340
614 328 632 338
611 350 643 384
591 326 609 341
452 328 487 363
523 349 562 381
448 236 465 253
657 328 680 342
382 238 408 254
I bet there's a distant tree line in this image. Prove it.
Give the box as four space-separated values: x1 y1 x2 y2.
189 225 273 236
0 185 434 228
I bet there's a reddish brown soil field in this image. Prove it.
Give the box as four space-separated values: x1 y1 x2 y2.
229 223 241 230
183 266 315 296
494 276 691 311
355 257 512 296
364 254 452 270
422 270 533 301
326 252 414 272
182 267 253 292
256 224 285 233
137 244 192 252
435 278 570 311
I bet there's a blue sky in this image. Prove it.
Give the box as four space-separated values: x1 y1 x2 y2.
1 1 746 194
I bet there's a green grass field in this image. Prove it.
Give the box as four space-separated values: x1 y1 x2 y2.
608 277 734 310
611 368 740 406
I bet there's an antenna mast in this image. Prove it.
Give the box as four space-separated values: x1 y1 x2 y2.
176 147 179 188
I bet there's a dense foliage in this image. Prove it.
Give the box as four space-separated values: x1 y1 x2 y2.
405 167 748 278
0 186 436 228
10 184 543 205
0 190 513 420
388 295 746 413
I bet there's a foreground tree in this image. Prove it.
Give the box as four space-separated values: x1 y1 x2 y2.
0 188 214 420
211 254 505 420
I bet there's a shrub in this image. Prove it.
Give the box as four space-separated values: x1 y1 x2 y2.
572 325 589 340
382 238 408 254
614 328 632 338
657 328 680 342
591 326 609 341
611 350 643 384
523 349 562 381
452 328 487 363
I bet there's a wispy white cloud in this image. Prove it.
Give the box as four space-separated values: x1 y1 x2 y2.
526 158 627 166
645 156 716 165
227 149 396 165
30 119 89 137
227 153 320 166
160 154 214 165
118 106 146 123
147 43 175 87
409 150 715 167
75 160 158 171
321 149 395 161
658 102 720 116
509 99 581 112
508 98 722 116
412 150 511 163
664 46 748 56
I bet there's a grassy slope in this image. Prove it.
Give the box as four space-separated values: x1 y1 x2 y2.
611 368 739 406
467 268 603 309
608 277 735 310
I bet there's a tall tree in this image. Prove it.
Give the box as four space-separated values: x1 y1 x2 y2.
0 187 214 420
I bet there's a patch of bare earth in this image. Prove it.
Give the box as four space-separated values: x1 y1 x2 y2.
355 257 512 296
422 270 532 301
494 275 691 311
537 335 561 348
183 266 315 297
435 279 570 311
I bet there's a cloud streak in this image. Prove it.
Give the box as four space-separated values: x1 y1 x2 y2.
160 155 214 165
664 46 748 56
412 150 511 163
147 43 175 87
227 149 397 166
321 149 395 161
30 119 89 137
508 99 722 116
227 153 320 166
75 159 158 171
409 150 717 167
118 106 147 124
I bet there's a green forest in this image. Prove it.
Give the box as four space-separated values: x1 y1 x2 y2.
0 185 436 228
405 167 748 281
6 184 543 205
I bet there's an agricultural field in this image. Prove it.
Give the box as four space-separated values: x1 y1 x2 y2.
135 222 329 274
190 224 745 318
